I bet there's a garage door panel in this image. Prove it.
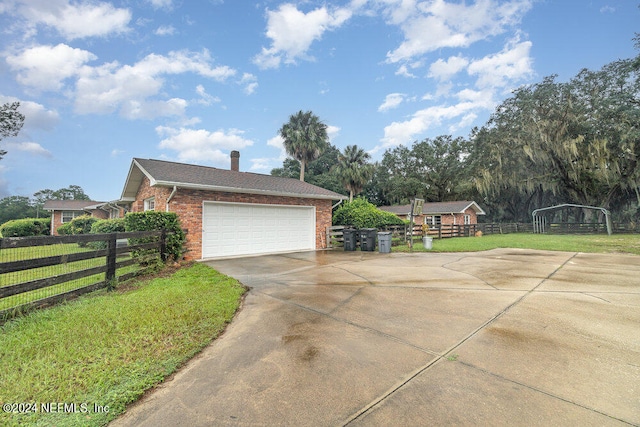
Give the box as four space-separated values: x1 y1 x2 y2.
202 202 315 258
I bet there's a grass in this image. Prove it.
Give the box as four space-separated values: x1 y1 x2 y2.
0 262 246 427
394 233 640 255
0 244 148 312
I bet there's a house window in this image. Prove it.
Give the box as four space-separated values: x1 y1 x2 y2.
426 215 442 226
62 211 81 223
464 214 471 225
144 197 156 211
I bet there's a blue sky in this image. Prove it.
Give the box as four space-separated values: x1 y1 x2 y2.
0 0 637 201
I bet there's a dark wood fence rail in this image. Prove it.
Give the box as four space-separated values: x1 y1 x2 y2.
326 222 637 248
0 230 168 321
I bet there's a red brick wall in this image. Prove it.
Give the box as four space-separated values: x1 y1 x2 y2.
133 177 334 260
436 208 478 225
50 209 109 235
51 211 63 235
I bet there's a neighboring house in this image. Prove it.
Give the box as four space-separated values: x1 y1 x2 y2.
379 201 486 227
43 200 123 235
118 152 348 260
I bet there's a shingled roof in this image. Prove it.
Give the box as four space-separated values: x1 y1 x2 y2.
120 158 348 201
379 201 485 215
43 200 106 211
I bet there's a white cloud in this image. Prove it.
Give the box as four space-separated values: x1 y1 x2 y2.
267 135 284 151
467 38 533 88
195 84 221 106
21 102 60 131
4 141 52 157
147 0 173 9
428 55 469 81
378 93 405 112
121 98 188 120
238 73 258 95
0 96 60 131
249 158 275 171
155 25 176 36
156 126 254 165
385 0 532 63
253 3 353 69
16 0 131 40
395 64 416 78
378 101 479 149
326 125 341 142
74 50 236 118
267 135 287 161
6 44 96 92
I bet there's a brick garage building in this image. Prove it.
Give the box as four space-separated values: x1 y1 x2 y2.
119 154 347 260
379 201 486 226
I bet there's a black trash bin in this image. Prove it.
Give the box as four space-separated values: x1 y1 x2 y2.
359 228 377 251
343 228 358 251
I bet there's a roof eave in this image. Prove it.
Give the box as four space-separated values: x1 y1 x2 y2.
154 180 348 201
120 159 157 200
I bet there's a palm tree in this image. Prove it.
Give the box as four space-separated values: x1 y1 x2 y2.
336 145 374 202
279 110 329 181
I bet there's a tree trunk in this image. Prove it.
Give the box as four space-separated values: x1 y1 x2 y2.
299 160 306 181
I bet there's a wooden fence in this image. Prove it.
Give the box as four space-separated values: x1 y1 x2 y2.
0 230 168 321
326 221 635 248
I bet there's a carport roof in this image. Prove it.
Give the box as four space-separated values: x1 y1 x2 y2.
120 158 348 201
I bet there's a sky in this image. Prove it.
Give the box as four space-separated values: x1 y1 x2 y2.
0 0 638 202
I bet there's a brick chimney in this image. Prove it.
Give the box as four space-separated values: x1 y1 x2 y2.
230 150 240 171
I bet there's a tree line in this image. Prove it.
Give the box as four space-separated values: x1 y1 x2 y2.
0 186 91 225
275 54 640 223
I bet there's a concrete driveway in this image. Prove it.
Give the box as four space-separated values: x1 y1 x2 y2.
113 249 640 426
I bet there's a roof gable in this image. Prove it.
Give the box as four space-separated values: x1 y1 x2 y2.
121 158 348 201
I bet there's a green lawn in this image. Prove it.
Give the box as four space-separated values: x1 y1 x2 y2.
0 263 246 427
0 244 146 313
395 233 640 255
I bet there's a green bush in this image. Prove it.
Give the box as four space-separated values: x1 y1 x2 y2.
90 218 126 234
57 215 99 235
0 218 50 237
124 211 186 261
333 198 404 229
87 218 127 249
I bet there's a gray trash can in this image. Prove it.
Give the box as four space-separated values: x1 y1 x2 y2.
422 236 433 250
343 228 358 251
359 228 377 252
378 232 392 253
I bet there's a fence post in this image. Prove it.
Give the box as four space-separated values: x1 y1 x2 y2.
106 233 117 289
160 229 168 262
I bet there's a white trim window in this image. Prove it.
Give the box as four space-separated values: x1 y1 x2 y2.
464 214 471 225
144 197 156 211
62 211 82 223
426 215 442 226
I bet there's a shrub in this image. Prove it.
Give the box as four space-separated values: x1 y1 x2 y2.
0 218 50 237
88 218 127 249
124 211 186 261
90 218 126 234
57 215 99 235
332 198 404 229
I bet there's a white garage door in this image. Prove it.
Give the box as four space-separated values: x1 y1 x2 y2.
202 201 316 258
